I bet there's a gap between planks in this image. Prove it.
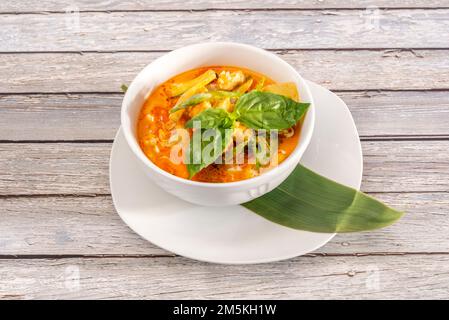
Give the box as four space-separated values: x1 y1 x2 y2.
1 48 448 54
1 190 449 199
1 0 448 12
3 7 449 15
1 252 449 260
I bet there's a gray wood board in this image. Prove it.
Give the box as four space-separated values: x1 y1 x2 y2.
2 10 449 51
0 141 447 195
1 90 449 141
1 255 448 299
2 50 448 93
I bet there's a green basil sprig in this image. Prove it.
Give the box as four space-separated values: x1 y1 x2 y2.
184 91 309 177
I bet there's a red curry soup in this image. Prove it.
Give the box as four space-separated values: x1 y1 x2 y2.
137 66 310 183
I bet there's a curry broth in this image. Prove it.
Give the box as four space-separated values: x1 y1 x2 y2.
137 66 302 183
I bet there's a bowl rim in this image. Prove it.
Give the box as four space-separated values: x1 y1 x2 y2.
121 42 315 188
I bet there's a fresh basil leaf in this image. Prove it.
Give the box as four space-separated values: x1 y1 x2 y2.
186 127 233 178
170 93 212 113
185 108 234 129
234 91 310 130
170 91 241 113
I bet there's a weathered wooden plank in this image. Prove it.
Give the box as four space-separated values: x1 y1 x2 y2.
0 141 448 195
1 91 449 141
0 255 448 299
0 94 121 141
2 0 448 12
2 10 449 51
0 192 447 256
0 143 111 196
1 50 448 93
362 141 449 193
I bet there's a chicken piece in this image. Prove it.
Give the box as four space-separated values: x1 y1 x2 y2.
217 70 245 90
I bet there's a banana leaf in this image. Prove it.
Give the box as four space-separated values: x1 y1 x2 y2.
242 164 404 233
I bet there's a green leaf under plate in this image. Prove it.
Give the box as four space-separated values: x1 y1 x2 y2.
242 164 404 233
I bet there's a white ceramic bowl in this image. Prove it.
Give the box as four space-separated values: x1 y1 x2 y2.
121 42 315 206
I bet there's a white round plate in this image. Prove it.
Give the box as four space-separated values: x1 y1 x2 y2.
109 80 363 264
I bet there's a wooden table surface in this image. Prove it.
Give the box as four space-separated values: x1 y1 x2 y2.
1 0 449 300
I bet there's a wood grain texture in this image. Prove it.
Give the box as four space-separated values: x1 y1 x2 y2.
0 141 447 195
0 192 447 256
343 90 449 139
0 196 165 256
2 10 449 51
2 90 449 141
0 94 121 141
2 0 448 12
0 143 111 196
1 1 448 300
1 255 448 299
2 50 449 93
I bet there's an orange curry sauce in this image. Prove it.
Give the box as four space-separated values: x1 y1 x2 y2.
137 66 302 183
